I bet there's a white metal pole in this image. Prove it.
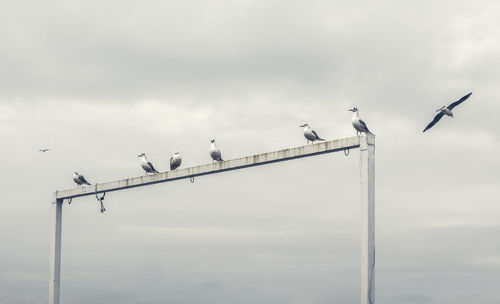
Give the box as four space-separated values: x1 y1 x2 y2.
360 133 375 304
49 198 63 304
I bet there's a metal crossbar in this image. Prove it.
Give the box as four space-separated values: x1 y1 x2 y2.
55 136 362 200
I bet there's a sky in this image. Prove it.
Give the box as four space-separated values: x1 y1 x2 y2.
1 0 500 303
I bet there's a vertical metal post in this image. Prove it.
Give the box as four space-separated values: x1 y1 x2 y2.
360 133 375 304
49 198 63 304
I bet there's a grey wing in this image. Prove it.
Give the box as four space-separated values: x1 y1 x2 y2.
216 151 223 161
79 175 91 185
423 112 444 132
312 130 324 140
147 161 159 173
359 119 371 133
448 92 472 110
170 157 179 170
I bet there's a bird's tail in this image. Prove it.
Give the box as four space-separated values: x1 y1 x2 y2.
318 137 326 141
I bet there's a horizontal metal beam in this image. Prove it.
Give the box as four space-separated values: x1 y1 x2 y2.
55 136 360 200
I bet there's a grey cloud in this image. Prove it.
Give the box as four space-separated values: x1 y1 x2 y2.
1 1 500 303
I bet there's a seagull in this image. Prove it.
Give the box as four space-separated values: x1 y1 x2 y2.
209 139 223 162
423 92 472 133
138 153 159 174
37 148 50 152
170 151 182 170
299 123 325 144
73 172 91 186
349 107 373 135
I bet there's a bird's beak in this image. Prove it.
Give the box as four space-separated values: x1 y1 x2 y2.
299 124 305 127
348 108 354 112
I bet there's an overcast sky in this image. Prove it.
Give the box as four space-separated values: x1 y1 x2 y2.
1 0 500 303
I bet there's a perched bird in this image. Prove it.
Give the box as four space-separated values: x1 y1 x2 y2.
37 148 50 152
423 92 472 133
138 153 159 174
209 139 223 162
349 107 373 135
170 151 182 170
300 123 325 144
73 172 91 186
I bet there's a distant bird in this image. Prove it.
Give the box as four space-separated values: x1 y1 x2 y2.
299 123 325 144
73 172 91 186
37 148 50 152
170 151 182 170
349 107 373 135
138 153 159 174
423 92 472 132
209 139 223 162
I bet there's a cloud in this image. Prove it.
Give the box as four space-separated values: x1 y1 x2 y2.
1 0 500 303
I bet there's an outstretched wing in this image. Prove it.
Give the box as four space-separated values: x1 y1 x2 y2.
79 175 91 185
448 92 472 110
423 112 444 132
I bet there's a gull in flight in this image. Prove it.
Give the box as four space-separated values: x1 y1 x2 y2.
170 151 182 170
209 139 223 162
423 92 472 133
37 148 50 152
138 153 159 174
73 172 91 186
349 107 373 135
299 123 325 144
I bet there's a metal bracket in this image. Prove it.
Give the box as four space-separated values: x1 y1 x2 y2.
95 184 106 213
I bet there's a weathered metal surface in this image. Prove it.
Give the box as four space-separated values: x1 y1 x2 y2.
48 199 62 304
360 133 375 304
55 136 361 200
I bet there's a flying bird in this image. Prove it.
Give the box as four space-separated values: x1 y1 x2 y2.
170 151 182 170
37 148 50 152
299 123 325 144
138 153 159 174
423 92 472 132
73 172 91 186
209 139 223 162
349 107 373 135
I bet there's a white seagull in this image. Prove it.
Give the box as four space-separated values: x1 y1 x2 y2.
209 139 223 162
299 123 325 144
349 107 373 135
73 172 91 186
138 153 159 174
423 92 472 133
170 151 182 170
